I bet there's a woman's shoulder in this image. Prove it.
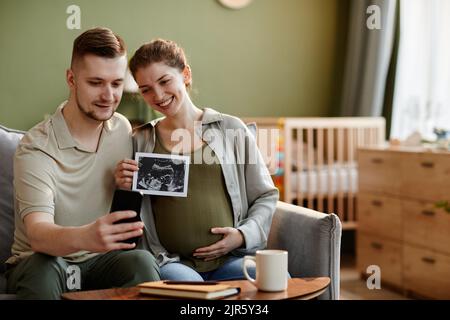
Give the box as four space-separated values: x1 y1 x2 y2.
132 117 164 137
204 108 247 130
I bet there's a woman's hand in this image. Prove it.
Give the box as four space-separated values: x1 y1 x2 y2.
114 159 139 190
193 227 245 261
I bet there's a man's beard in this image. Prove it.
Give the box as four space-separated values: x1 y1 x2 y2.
75 92 115 122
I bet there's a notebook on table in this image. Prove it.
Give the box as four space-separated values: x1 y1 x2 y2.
138 281 241 300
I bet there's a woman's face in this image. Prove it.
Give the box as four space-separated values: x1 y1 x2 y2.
135 61 191 117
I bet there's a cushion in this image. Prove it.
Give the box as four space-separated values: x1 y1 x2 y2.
0 125 24 273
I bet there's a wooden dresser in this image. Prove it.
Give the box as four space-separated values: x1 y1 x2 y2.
356 146 450 299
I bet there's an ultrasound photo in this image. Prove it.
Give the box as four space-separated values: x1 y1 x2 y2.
132 152 190 197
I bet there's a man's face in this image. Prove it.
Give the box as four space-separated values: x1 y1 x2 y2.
67 54 127 122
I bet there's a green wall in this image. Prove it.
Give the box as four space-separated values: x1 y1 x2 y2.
0 0 346 130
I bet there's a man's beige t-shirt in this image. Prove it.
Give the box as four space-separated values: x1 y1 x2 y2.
6 102 133 265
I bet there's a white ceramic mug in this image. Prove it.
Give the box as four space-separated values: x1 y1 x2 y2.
242 249 288 292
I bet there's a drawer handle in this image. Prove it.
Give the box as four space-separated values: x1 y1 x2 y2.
421 210 435 217
421 257 436 264
371 158 383 164
371 242 383 250
371 200 383 207
421 161 434 168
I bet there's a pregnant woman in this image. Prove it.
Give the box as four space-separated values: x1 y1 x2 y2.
115 38 278 281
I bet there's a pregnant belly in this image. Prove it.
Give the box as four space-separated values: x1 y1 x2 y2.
157 223 232 258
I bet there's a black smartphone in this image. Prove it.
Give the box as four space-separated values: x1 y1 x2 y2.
110 189 144 245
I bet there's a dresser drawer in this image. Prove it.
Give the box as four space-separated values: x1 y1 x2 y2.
403 199 450 255
401 153 450 201
357 192 402 241
358 149 401 195
404 244 450 299
357 233 402 287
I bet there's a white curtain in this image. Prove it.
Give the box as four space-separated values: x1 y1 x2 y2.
390 0 450 140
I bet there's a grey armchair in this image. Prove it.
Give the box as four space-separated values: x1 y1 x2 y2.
268 201 341 300
0 124 341 300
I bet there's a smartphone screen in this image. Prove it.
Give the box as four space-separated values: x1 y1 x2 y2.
110 189 144 245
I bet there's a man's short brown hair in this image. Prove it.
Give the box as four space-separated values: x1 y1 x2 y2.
71 27 126 67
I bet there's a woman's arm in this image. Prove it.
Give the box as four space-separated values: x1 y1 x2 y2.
235 122 279 252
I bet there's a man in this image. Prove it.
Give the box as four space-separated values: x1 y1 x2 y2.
5 27 160 299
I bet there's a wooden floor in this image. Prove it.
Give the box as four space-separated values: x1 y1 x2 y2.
340 255 409 300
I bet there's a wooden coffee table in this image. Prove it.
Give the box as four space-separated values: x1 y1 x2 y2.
62 277 330 300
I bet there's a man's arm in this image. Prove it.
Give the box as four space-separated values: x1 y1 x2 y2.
24 210 144 256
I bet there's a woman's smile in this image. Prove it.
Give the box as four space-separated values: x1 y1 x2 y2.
155 96 174 108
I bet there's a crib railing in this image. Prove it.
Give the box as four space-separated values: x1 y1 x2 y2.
241 116 386 229
283 117 385 229
241 117 283 175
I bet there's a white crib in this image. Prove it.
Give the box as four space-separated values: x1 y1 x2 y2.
242 117 386 230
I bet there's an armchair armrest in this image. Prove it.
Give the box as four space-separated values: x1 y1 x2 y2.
267 201 342 300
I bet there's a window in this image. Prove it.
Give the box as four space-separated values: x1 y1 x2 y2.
390 0 450 140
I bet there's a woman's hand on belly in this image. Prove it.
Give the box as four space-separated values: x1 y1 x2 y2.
192 227 244 261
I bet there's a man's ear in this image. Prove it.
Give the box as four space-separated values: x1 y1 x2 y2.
183 65 192 87
66 69 76 89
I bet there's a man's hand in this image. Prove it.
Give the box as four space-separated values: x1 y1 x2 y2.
114 159 139 190
80 211 144 252
193 227 244 261
24 210 144 256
